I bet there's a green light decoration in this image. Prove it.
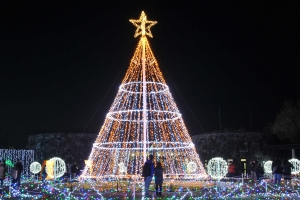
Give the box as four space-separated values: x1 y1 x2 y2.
5 159 14 167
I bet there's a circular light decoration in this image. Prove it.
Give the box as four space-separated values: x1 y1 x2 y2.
30 162 42 174
289 159 300 174
187 162 197 172
207 157 228 178
118 162 126 173
46 157 66 178
263 161 273 174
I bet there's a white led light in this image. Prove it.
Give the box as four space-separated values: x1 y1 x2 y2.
118 162 126 173
289 158 300 174
0 149 34 176
30 162 42 174
263 160 272 174
207 157 227 178
187 162 197 172
46 157 66 179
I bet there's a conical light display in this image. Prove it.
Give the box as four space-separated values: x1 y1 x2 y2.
82 11 207 179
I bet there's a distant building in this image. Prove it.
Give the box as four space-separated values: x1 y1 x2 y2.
26 133 97 164
191 132 282 175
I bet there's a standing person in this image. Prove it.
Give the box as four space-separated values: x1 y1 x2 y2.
0 161 7 188
250 160 257 182
142 154 154 196
227 161 236 177
15 160 23 187
42 165 47 181
71 162 78 180
272 157 281 184
78 159 85 176
154 161 164 196
273 159 283 186
11 165 18 187
256 163 264 180
282 158 294 185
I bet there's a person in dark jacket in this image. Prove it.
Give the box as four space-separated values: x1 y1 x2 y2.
154 161 164 196
42 165 47 181
11 165 18 187
250 160 258 181
282 158 294 185
227 161 236 177
0 161 7 188
256 163 264 180
15 160 23 187
273 159 283 186
144 154 154 196
71 162 78 180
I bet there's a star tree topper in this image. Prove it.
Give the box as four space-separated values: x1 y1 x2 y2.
129 11 157 38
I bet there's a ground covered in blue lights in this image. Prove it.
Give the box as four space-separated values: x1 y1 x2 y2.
0 177 300 199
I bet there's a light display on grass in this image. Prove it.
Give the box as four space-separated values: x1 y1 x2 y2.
289 158 300 174
4 178 300 199
207 157 228 179
30 162 42 174
82 11 207 179
46 157 66 179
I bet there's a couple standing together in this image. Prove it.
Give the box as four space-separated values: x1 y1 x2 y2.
143 154 163 197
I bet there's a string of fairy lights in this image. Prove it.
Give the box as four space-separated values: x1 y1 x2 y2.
0 149 34 176
81 11 207 179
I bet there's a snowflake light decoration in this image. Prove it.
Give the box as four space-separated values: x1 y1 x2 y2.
30 162 42 174
46 157 66 178
263 160 272 174
289 158 300 174
207 157 228 179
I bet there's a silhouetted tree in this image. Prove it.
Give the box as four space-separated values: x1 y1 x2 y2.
271 100 300 143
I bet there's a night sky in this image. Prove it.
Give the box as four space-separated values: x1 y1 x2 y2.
1 1 299 148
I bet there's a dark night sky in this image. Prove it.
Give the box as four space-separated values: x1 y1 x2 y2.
1 1 299 148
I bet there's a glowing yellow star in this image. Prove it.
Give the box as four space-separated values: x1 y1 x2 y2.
129 11 157 38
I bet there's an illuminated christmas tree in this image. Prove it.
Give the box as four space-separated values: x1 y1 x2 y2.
82 11 207 179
